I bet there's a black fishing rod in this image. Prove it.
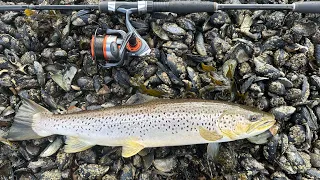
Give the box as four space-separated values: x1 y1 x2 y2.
0 1 320 14
0 1 320 69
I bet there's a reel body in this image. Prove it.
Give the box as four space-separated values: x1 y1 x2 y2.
90 8 151 68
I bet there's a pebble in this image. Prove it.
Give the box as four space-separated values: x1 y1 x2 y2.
36 169 62 180
271 106 296 120
77 76 95 91
133 155 142 168
76 149 97 164
120 164 136 180
268 81 286 95
56 150 73 171
40 137 63 157
162 23 186 36
210 11 231 26
76 164 109 180
25 143 40 156
102 174 118 180
285 88 302 101
266 11 285 29
310 153 320 168
153 157 177 172
53 49 67 60
288 125 306 145
285 53 307 71
253 56 281 79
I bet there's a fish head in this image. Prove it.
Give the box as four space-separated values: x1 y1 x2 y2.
217 107 276 140
244 111 276 136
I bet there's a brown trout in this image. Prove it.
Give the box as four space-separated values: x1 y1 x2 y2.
6 98 276 157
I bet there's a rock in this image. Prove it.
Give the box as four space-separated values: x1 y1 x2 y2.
271 106 296 120
75 164 109 180
120 164 136 180
36 169 62 180
153 157 177 172
310 153 320 168
268 81 286 95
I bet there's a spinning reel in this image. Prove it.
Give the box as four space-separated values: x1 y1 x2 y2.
90 8 151 68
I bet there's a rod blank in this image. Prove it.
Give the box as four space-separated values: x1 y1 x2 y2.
0 1 319 14
0 4 99 11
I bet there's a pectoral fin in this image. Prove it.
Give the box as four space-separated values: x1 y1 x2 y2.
219 129 238 140
64 136 94 153
199 127 223 141
234 122 250 135
122 140 144 158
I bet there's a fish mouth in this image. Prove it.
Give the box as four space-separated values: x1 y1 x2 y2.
246 114 276 134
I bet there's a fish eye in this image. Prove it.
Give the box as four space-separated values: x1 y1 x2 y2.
249 114 261 122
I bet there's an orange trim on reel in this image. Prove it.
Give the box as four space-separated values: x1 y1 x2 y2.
126 37 142 52
103 35 108 60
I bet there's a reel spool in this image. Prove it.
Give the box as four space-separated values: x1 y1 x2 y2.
91 34 122 62
91 33 142 62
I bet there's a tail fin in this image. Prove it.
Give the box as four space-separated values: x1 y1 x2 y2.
6 98 52 141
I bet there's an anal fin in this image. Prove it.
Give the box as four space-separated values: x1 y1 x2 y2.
64 136 94 153
122 140 144 158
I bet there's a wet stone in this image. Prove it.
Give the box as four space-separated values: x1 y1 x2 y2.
268 81 286 96
153 157 177 172
273 49 289 67
25 144 40 156
99 154 114 166
61 36 75 51
72 12 97 26
83 54 97 76
310 75 320 90
162 23 186 39
28 158 57 173
176 17 196 31
120 164 136 180
210 11 231 26
133 155 142 168
266 11 285 29
238 62 252 76
306 168 320 179
77 76 94 91
310 153 320 168
75 164 109 180
111 159 123 174
285 88 302 101
270 171 289 179
1 12 18 23
76 149 97 164
292 21 317 37
139 172 151 180
270 96 286 107
285 53 307 71
271 106 296 120
53 49 67 60
102 174 117 180
56 151 73 171
288 125 306 145
36 169 62 180
20 51 37 65
253 56 282 79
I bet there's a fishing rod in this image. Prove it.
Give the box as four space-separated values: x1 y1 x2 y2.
1 1 320 68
